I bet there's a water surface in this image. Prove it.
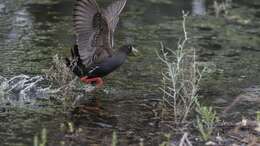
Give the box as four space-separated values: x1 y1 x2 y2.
0 0 260 145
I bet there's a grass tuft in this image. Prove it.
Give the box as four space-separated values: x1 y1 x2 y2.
33 128 47 146
195 103 219 141
44 55 90 110
112 131 118 146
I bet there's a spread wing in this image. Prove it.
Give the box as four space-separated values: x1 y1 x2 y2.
103 0 127 48
74 0 111 67
73 0 127 67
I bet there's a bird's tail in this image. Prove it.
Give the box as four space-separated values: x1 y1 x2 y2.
65 44 86 77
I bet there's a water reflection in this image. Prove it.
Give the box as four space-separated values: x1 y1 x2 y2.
8 9 32 42
0 3 6 14
192 0 206 16
0 0 74 76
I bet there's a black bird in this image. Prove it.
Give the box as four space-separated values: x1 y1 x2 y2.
66 0 137 88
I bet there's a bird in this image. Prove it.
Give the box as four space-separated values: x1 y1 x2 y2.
65 0 137 89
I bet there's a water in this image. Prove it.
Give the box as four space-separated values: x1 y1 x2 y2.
0 0 260 145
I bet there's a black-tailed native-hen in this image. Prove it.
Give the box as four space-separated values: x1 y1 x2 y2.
66 0 137 89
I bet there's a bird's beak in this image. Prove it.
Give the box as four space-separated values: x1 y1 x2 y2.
132 47 139 56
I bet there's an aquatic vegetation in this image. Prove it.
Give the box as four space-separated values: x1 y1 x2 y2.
195 104 219 141
44 55 94 110
45 55 75 88
257 111 260 123
112 131 118 146
256 111 260 132
158 12 207 123
34 128 47 146
158 133 192 146
178 133 192 146
159 133 171 146
139 138 144 146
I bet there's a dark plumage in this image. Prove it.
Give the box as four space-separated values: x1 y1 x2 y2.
66 0 136 88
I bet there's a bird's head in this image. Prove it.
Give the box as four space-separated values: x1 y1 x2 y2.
120 44 138 55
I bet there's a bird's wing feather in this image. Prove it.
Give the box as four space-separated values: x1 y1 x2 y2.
73 0 127 67
74 0 111 67
103 0 127 48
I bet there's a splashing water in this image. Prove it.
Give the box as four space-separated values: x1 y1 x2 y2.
0 74 97 107
0 74 58 105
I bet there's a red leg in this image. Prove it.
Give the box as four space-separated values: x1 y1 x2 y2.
80 76 89 84
95 77 104 88
80 76 104 88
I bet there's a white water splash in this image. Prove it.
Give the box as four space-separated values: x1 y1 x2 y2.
0 74 58 105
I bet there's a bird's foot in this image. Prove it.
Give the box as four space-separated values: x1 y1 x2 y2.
80 77 104 88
